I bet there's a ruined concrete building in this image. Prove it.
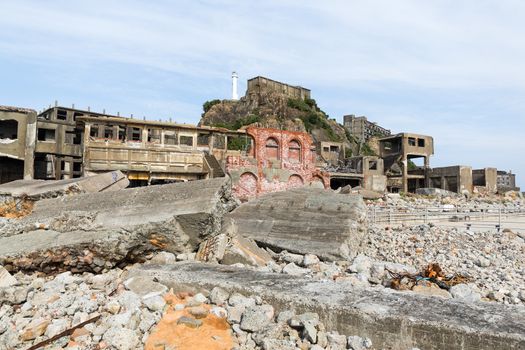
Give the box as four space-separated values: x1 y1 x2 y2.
343 115 391 144
246 76 311 105
497 170 520 192
328 156 387 192
378 133 434 193
225 127 329 201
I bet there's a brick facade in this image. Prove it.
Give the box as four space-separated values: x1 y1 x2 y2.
226 127 329 201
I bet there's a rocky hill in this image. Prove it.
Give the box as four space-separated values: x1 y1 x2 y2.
198 91 356 154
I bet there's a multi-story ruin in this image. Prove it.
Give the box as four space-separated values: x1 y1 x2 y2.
343 115 391 144
497 170 520 192
378 133 434 193
226 127 329 201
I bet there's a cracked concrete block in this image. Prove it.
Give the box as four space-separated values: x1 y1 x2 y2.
0 178 237 273
222 187 367 261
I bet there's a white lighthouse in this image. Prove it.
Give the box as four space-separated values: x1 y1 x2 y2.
231 71 239 100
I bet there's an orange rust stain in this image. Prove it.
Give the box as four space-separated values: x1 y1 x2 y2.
0 199 34 218
145 293 234 350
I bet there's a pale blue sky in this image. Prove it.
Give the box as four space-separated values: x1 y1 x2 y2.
1 1 524 188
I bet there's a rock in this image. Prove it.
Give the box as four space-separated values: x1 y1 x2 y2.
281 252 304 265
102 326 139 350
20 318 50 341
45 318 69 338
177 316 202 328
222 187 368 261
0 265 17 287
347 335 373 349
297 312 320 327
221 235 273 267
106 300 121 314
149 251 177 265
276 309 295 324
193 293 208 304
229 293 256 308
476 257 491 268
303 254 320 267
0 285 28 305
302 321 317 343
123 276 167 299
143 295 166 312
488 291 505 302
240 306 273 332
210 306 227 318
449 284 481 303
210 287 229 306
327 331 347 350
187 306 208 319
282 262 309 276
349 254 373 275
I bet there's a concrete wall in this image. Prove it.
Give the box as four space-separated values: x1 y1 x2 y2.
226 127 329 201
430 166 473 194
246 76 311 101
473 168 497 193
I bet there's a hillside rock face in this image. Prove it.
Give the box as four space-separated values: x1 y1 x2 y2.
199 91 352 148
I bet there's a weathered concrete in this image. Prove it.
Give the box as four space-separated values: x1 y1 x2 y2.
0 171 129 203
222 187 367 261
0 178 237 272
128 262 525 350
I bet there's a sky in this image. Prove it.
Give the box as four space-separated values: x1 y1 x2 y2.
0 0 524 188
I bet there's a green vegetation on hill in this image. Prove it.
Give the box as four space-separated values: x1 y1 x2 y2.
202 99 221 113
287 98 341 142
211 114 261 131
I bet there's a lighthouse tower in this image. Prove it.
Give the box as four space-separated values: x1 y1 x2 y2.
231 71 239 100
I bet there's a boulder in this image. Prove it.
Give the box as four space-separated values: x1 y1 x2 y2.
222 188 367 261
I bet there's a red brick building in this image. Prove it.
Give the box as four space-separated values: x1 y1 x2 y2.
226 127 329 201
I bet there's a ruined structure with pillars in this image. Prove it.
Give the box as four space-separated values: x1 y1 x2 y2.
226 127 329 201
378 133 434 193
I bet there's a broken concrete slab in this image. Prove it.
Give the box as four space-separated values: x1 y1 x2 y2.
222 187 367 261
0 171 129 203
127 262 525 350
0 178 238 272
196 234 272 267
0 265 17 287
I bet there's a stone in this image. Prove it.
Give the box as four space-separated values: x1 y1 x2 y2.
282 262 309 276
302 321 317 343
281 252 304 265
45 318 69 338
124 276 167 299
221 187 368 261
476 257 491 268
106 300 121 314
210 306 227 318
277 309 295 324
229 293 256 308
0 265 17 287
449 284 481 303
303 254 320 267
143 295 166 312
0 285 28 305
210 287 229 306
187 306 208 319
149 251 177 265
177 316 202 328
221 235 272 267
347 335 373 350
193 293 208 304
240 306 272 332
349 254 373 275
102 326 139 350
20 318 50 341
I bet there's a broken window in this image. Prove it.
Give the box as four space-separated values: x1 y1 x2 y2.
104 126 114 139
90 125 99 138
289 140 302 163
408 137 416 146
368 160 378 170
147 128 161 144
164 131 177 145
227 135 251 151
418 138 425 147
383 141 392 151
330 145 339 153
265 137 279 159
57 109 68 121
180 135 194 147
323 147 329 152
129 127 142 141
0 120 18 139
37 128 55 141
197 133 210 146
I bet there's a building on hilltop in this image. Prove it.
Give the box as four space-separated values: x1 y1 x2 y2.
343 115 391 144
245 76 311 105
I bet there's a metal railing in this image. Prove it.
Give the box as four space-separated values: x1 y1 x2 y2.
367 205 525 230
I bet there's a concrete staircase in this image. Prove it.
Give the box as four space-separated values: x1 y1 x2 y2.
204 153 225 178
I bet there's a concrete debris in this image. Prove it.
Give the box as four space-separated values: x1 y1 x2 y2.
222 187 368 261
128 262 525 350
0 171 129 203
415 187 459 198
0 178 237 273
0 265 17 287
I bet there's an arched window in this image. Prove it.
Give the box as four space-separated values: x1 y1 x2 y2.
265 137 279 159
288 140 301 163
